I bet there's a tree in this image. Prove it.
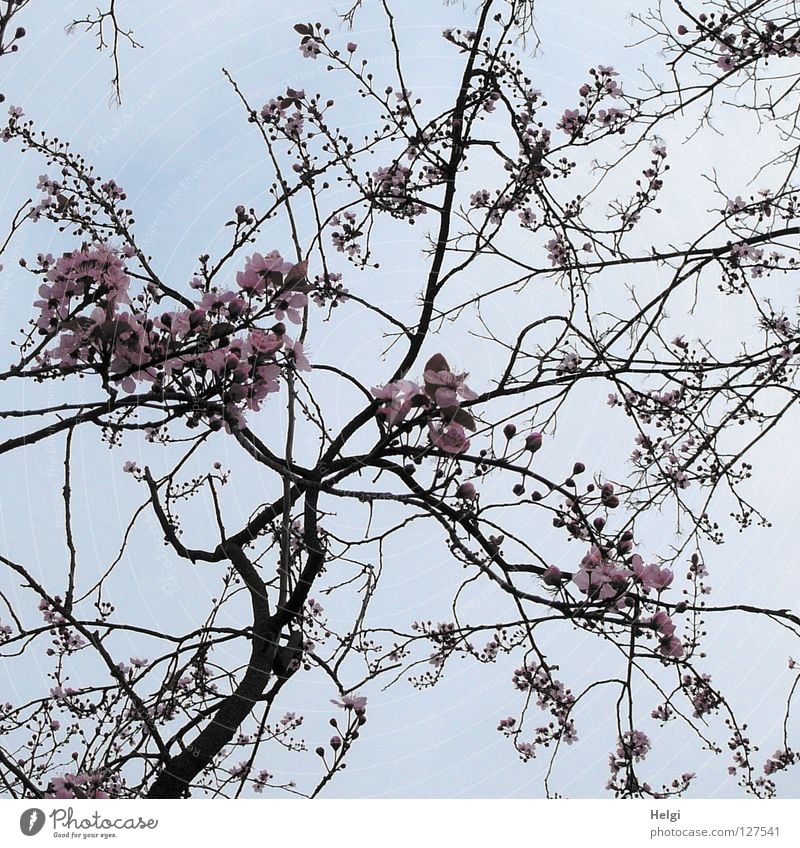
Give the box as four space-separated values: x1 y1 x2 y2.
1 0 799 799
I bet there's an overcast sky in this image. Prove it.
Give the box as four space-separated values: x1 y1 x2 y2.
1 0 799 799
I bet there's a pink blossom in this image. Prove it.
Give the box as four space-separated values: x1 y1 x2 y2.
46 772 109 799
616 729 650 762
246 363 281 410
470 189 491 208
546 236 569 267
372 379 421 426
236 251 292 294
660 634 684 658
284 337 311 371
557 108 583 136
649 610 675 636
423 363 478 410
274 290 308 324
331 694 367 710
229 761 250 778
595 106 625 126
573 547 631 602
631 556 674 592
429 422 470 455
300 39 321 59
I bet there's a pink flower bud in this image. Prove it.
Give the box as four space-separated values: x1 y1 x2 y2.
524 432 543 452
456 481 477 499
503 423 517 439
542 565 562 586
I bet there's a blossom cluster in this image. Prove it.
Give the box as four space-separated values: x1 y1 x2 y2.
46 771 115 799
30 243 315 431
557 65 631 140
371 353 478 454
570 545 683 657
507 662 577 758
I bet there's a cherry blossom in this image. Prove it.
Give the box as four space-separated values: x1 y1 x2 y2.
372 379 422 426
429 422 471 454
331 694 367 711
423 360 478 410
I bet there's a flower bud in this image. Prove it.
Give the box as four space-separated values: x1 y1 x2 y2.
330 735 342 750
503 423 517 439
542 565 562 586
524 432 543 452
456 481 477 500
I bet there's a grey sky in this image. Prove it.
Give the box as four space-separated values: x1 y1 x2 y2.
1 0 799 799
